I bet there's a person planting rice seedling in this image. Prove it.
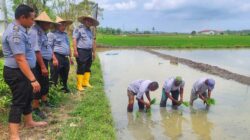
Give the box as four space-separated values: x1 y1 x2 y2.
190 78 215 107
127 80 159 112
160 76 185 108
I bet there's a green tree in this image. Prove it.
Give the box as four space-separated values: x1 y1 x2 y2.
191 31 196 35
11 0 55 19
135 28 139 33
152 27 155 33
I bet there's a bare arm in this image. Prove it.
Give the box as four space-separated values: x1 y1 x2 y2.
15 54 36 81
180 87 184 101
69 46 72 58
137 98 147 104
92 39 96 60
15 54 40 93
52 52 58 67
136 92 150 106
69 46 74 64
145 91 151 102
35 51 48 76
198 92 206 101
73 38 78 58
166 92 178 103
208 90 212 98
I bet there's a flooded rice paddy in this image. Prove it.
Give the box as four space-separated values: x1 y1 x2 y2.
154 49 250 77
98 49 250 140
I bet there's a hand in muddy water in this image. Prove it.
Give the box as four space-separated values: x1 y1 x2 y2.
173 100 181 106
204 100 207 105
145 102 151 109
177 100 183 106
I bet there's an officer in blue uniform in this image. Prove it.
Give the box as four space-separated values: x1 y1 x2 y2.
48 16 73 93
2 4 47 140
73 15 99 91
30 11 57 119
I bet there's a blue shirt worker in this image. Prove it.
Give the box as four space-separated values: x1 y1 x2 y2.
160 76 185 108
190 78 215 107
127 80 159 112
30 11 56 119
73 15 99 91
2 4 47 140
48 16 73 93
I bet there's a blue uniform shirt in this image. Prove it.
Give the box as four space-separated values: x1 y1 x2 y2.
48 30 70 56
2 22 36 68
30 24 53 60
73 24 93 49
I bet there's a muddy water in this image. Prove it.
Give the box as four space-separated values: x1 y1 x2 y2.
98 50 250 140
154 49 250 77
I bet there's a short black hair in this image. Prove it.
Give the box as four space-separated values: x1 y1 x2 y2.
15 4 34 19
150 81 159 90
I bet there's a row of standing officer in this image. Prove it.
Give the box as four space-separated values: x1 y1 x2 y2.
2 4 99 140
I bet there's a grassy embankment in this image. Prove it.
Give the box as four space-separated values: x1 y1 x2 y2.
56 58 116 140
0 58 116 140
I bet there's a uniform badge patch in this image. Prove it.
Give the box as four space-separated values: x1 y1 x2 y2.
13 37 21 44
13 25 19 31
13 30 21 44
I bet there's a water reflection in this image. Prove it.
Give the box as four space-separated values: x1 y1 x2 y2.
190 109 213 140
160 108 184 140
127 113 154 140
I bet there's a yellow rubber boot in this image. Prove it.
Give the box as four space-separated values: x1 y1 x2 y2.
77 75 84 91
82 73 87 87
82 72 93 88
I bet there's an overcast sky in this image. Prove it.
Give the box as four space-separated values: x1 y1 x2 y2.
92 0 250 32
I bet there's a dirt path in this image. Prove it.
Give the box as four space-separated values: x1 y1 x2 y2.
144 49 250 86
0 93 84 140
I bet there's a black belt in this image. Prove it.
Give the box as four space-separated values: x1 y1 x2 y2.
77 48 92 51
54 52 68 58
4 66 20 70
4 66 35 71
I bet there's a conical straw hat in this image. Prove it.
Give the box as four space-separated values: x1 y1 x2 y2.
77 15 99 26
55 16 73 26
35 11 54 23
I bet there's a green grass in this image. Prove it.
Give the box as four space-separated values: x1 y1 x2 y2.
97 34 250 48
0 57 116 139
57 58 116 140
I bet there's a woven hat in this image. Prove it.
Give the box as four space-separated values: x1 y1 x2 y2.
35 11 54 23
77 15 99 26
55 16 73 26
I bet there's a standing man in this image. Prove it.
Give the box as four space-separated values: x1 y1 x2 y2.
30 11 58 119
73 15 99 91
48 16 73 93
2 4 47 140
190 78 215 107
127 80 159 112
160 76 185 108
